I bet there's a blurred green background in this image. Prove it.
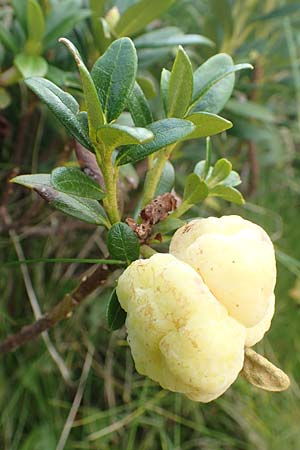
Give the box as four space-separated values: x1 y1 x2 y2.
1 0 300 449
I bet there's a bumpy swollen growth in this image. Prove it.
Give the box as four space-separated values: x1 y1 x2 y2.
117 215 278 402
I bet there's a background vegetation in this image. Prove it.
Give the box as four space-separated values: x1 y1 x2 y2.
1 0 300 449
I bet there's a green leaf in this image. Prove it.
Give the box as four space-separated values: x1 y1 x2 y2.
191 54 253 114
160 68 171 115
115 0 175 37
183 173 209 204
184 112 232 139
168 46 193 118
89 0 108 52
107 222 140 264
225 99 276 123
134 27 214 49
136 75 157 99
51 167 105 200
44 7 91 49
25 77 93 151
116 118 195 166
50 191 109 226
155 161 175 196
127 82 153 127
207 158 232 186
222 171 241 187
194 160 212 180
93 18 111 54
209 185 244 205
12 0 27 32
91 38 137 123
26 0 45 55
0 23 18 53
14 54 48 78
11 174 51 189
11 173 109 226
106 289 126 331
97 124 153 149
59 38 105 138
89 0 111 54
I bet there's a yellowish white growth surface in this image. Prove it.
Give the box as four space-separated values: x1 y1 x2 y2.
117 215 277 402
170 216 276 327
245 294 275 347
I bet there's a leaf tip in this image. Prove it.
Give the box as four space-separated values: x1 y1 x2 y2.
59 37 81 65
9 176 17 184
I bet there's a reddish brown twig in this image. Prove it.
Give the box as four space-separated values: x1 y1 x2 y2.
0 264 112 355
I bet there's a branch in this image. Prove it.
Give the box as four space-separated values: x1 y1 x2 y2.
0 264 112 355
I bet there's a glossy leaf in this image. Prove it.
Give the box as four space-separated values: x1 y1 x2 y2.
10 176 103 225
160 68 171 115
14 54 48 78
207 158 232 186
127 82 153 127
11 173 109 226
91 38 137 123
107 222 140 264
134 27 214 49
25 77 93 150
191 54 253 114
106 289 126 330
168 46 193 118
209 185 244 205
115 0 175 37
26 0 45 55
51 191 109 226
183 173 209 204
97 124 153 148
11 174 51 189
60 38 104 136
184 112 232 139
51 167 105 200
116 118 195 166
